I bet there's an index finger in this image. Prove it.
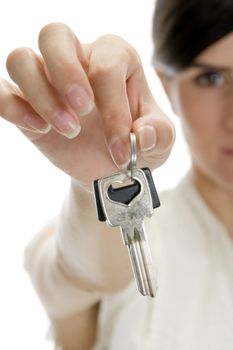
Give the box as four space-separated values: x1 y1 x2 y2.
38 22 95 117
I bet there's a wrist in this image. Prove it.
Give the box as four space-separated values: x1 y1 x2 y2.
69 177 98 219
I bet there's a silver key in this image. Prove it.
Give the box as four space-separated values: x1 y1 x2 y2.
94 168 158 297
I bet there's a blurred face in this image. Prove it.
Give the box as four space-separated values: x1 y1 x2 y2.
162 32 233 191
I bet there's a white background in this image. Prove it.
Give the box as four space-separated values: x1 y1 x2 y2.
0 0 190 348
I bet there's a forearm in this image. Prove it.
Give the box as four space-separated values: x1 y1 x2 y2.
52 303 100 350
24 178 132 319
56 178 133 292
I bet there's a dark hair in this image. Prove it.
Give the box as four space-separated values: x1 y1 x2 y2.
152 0 233 73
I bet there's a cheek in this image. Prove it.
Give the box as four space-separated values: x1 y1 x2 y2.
170 80 224 169
175 82 221 146
169 78 233 186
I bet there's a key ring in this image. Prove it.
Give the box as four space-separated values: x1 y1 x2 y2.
127 132 137 179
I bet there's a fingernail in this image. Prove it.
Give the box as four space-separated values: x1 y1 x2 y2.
23 113 51 134
109 137 130 169
138 125 156 151
66 84 95 117
52 109 81 139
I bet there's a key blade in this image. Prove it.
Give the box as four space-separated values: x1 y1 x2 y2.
127 228 158 297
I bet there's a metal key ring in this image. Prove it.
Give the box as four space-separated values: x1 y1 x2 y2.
127 132 137 179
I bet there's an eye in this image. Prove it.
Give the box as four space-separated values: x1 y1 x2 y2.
194 71 225 87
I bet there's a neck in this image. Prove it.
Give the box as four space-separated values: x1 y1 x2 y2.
191 166 233 240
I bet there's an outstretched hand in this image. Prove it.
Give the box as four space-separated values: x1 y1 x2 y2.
1 23 175 191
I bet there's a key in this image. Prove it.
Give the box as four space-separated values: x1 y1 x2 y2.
93 167 160 297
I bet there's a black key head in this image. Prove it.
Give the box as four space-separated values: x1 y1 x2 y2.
93 168 160 222
142 167 160 209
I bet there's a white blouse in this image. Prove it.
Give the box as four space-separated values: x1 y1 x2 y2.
94 174 233 350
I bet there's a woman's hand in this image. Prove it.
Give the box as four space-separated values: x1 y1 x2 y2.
1 23 175 191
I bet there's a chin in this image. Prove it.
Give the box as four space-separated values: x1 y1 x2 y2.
194 158 233 193
208 167 233 193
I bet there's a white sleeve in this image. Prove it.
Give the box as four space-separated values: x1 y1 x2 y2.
24 178 132 320
93 282 155 350
24 217 102 320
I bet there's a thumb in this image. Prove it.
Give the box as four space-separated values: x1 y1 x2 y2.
132 113 175 170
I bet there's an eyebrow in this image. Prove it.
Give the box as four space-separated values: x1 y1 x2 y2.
189 62 231 72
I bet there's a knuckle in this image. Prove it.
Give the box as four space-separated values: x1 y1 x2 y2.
88 60 120 83
38 22 71 48
129 46 141 66
89 34 141 83
95 33 120 42
99 34 141 63
97 33 125 45
96 33 132 51
6 47 34 74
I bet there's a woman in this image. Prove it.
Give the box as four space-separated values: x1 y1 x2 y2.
1 0 233 349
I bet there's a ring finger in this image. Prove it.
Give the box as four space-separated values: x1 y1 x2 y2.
6 47 81 139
